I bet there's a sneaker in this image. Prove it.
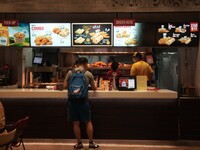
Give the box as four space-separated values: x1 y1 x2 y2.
89 142 99 149
74 142 84 149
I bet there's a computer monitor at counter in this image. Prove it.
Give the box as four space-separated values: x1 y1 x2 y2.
117 76 136 91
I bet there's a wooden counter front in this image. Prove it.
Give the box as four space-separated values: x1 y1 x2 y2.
0 89 178 140
0 89 177 99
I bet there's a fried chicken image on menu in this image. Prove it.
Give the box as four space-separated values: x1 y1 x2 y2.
34 36 53 45
53 27 69 37
116 30 130 38
92 61 107 68
125 38 137 45
158 37 175 45
158 28 169 33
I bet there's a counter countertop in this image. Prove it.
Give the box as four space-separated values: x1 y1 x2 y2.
0 88 177 99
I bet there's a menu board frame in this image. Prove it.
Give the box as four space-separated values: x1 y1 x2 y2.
72 23 113 47
113 23 156 47
8 23 30 47
156 22 199 47
0 23 9 46
0 23 30 47
29 23 71 47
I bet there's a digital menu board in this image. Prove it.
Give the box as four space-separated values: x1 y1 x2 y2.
8 23 30 47
0 23 9 46
0 23 30 47
72 23 113 46
156 22 199 47
114 23 155 47
30 23 71 47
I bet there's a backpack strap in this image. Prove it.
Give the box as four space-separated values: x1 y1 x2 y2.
73 68 86 74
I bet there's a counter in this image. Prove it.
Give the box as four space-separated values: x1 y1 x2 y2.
0 88 178 140
0 89 177 99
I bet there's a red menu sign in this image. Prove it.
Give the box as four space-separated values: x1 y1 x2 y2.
114 19 135 26
190 22 198 32
2 19 19 26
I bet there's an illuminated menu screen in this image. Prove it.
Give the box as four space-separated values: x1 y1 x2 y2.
0 23 30 47
0 24 9 46
72 23 113 46
114 23 155 47
30 23 71 47
156 22 199 47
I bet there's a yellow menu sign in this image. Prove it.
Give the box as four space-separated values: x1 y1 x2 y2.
0 23 9 46
136 76 147 90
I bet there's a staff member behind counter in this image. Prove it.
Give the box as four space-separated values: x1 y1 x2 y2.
130 52 153 86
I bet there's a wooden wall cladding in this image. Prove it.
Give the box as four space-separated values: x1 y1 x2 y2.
0 0 199 13
1 98 178 140
179 97 200 140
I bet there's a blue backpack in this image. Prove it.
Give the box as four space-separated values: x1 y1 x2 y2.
68 70 88 101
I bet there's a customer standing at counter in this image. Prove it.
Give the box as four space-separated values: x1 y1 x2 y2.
130 52 153 86
63 57 99 149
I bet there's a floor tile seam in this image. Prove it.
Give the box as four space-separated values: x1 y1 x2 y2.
23 142 200 148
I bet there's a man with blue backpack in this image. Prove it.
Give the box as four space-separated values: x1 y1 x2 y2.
63 57 99 150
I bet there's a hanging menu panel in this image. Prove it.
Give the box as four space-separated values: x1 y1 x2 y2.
114 23 155 47
156 22 199 47
72 23 113 47
30 23 71 47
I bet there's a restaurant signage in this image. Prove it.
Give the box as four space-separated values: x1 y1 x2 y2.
114 19 135 26
2 19 19 26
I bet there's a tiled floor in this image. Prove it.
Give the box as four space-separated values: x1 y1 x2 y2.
13 139 200 150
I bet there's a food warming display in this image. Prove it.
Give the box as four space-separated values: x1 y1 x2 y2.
72 23 113 46
156 22 199 46
30 23 71 47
